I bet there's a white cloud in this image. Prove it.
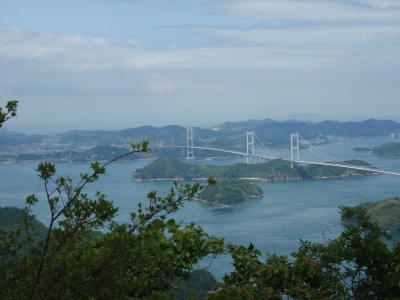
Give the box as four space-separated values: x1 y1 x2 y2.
194 24 400 48
0 0 399 129
362 0 400 9
0 26 319 74
0 27 193 72
214 0 400 22
3 23 398 77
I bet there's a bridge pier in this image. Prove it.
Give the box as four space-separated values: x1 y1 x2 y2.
186 127 194 160
290 133 299 168
246 131 255 164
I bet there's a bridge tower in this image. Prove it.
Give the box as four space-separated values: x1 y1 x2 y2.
186 127 194 160
246 131 255 164
290 133 300 168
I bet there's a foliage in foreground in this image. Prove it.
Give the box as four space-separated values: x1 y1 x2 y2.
0 118 224 299
208 207 400 300
0 100 17 128
5 201 399 299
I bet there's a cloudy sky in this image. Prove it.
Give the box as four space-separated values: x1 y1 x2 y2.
1 0 400 133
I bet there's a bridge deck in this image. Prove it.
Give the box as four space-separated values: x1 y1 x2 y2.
158 145 400 176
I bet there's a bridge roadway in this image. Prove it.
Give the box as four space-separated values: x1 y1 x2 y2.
157 145 400 177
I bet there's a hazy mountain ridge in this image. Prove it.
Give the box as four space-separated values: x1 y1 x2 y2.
217 118 400 137
2 119 400 151
9 145 149 163
0 131 46 146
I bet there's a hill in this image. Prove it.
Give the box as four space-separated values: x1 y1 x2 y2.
0 130 45 146
217 118 400 138
0 207 47 239
357 198 400 232
133 158 373 182
353 142 400 158
372 142 400 158
3 119 400 150
173 269 217 300
198 180 263 206
12 145 147 163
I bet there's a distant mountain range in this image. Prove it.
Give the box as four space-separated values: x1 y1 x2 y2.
216 118 400 137
2 118 400 151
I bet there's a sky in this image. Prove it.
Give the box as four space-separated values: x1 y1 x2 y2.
0 0 400 133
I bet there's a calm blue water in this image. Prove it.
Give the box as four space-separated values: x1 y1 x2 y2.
1 137 400 279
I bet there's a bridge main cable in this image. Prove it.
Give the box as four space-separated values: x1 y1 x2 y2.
157 145 400 176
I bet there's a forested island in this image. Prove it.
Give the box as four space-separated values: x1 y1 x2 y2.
134 157 374 182
354 142 400 158
198 180 263 206
353 147 371 152
372 142 400 158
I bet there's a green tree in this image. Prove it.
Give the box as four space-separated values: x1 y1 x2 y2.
0 102 223 299
0 154 224 299
207 207 400 300
0 100 18 128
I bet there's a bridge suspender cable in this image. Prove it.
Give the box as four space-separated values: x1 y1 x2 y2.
158 128 400 177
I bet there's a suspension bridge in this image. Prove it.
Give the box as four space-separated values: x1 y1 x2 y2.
157 127 400 177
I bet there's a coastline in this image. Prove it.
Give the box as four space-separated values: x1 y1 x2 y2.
196 194 263 207
132 173 374 183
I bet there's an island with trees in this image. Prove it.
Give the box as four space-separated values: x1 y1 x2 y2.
197 180 263 206
372 142 400 158
133 157 374 182
353 146 372 153
353 142 400 158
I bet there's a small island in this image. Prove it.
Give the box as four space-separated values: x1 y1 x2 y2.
372 142 400 158
353 147 372 153
198 180 263 206
133 157 374 182
353 142 400 158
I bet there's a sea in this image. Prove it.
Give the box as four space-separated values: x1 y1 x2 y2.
1 136 400 279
